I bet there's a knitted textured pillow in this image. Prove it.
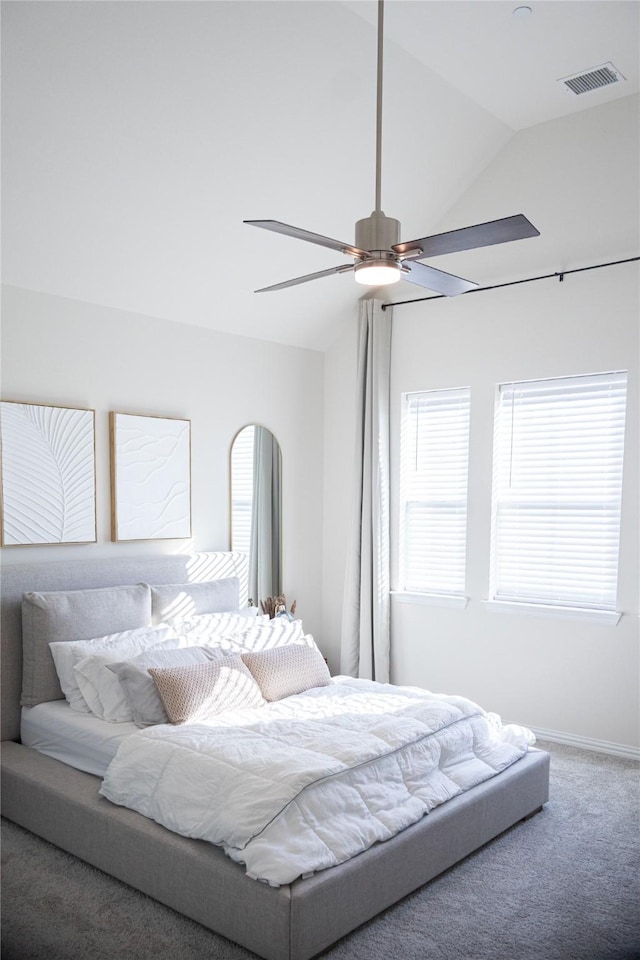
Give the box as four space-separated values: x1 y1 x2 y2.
149 655 265 724
242 644 331 702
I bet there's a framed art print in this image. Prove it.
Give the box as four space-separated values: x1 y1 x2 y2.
110 412 192 541
0 401 96 545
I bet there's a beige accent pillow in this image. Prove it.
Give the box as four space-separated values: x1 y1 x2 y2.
149 655 266 724
242 644 331 702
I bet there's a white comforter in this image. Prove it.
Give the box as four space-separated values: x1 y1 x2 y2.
99 677 534 885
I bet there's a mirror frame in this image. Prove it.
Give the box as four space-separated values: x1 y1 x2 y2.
229 423 282 603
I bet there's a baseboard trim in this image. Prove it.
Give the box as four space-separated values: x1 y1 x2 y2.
529 726 639 761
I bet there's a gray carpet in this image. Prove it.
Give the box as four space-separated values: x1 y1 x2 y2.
2 741 639 960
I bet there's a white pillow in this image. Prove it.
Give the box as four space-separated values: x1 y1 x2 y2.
73 637 191 722
72 654 117 719
167 610 270 643
178 616 309 652
238 606 262 618
218 618 312 652
50 625 177 714
106 645 220 726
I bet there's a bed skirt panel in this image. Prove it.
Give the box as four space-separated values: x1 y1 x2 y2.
1 741 550 960
0 742 292 960
288 746 550 958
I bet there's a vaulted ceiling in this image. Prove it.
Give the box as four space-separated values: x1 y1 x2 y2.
2 1 638 350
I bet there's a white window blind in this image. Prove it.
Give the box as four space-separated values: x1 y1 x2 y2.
490 371 628 612
399 387 471 596
230 425 255 556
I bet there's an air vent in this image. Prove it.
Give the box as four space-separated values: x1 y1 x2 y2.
560 62 625 95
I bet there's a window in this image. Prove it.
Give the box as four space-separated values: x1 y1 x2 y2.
399 387 471 597
489 371 628 615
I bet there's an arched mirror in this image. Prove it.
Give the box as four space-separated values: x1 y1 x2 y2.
230 425 282 605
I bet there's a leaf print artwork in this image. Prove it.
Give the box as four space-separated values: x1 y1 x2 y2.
1 402 96 545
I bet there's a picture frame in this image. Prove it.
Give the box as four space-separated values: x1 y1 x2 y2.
110 411 192 541
0 401 97 546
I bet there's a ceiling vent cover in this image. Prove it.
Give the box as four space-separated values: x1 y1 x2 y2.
560 62 625 95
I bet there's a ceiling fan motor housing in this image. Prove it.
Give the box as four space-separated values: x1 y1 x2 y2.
355 211 401 257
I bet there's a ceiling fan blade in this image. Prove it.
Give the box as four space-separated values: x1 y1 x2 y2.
254 263 355 293
244 220 368 259
393 214 540 260
401 260 478 297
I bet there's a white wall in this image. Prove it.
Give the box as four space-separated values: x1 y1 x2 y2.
387 96 640 752
390 267 639 752
323 95 640 752
429 94 640 285
1 285 326 642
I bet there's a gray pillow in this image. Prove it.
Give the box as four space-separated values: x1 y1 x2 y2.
147 578 240 625
21 583 152 707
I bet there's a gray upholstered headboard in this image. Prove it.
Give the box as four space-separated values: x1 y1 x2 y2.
0 552 248 742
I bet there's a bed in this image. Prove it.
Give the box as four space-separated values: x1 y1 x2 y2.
1 552 550 960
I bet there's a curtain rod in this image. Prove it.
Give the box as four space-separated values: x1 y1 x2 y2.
380 256 639 311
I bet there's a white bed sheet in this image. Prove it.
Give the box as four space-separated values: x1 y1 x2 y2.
21 701 137 777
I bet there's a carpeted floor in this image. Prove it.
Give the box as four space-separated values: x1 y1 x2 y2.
1 741 639 960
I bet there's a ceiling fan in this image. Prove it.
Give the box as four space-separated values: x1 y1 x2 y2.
244 1 539 297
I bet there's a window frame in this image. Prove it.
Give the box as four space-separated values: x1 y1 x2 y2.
396 386 472 604
486 370 627 624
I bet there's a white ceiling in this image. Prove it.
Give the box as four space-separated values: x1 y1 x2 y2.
2 1 638 351
345 1 639 130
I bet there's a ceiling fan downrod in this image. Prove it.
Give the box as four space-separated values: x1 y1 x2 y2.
375 0 384 216
354 0 402 281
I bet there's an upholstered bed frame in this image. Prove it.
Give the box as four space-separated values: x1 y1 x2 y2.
1 553 550 960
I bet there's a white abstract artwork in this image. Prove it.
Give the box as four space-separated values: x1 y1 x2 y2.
111 412 191 541
0 402 96 545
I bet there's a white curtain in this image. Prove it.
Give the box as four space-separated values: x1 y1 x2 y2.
249 426 282 603
340 298 391 681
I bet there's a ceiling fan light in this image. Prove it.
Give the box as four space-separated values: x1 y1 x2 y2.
354 259 402 286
